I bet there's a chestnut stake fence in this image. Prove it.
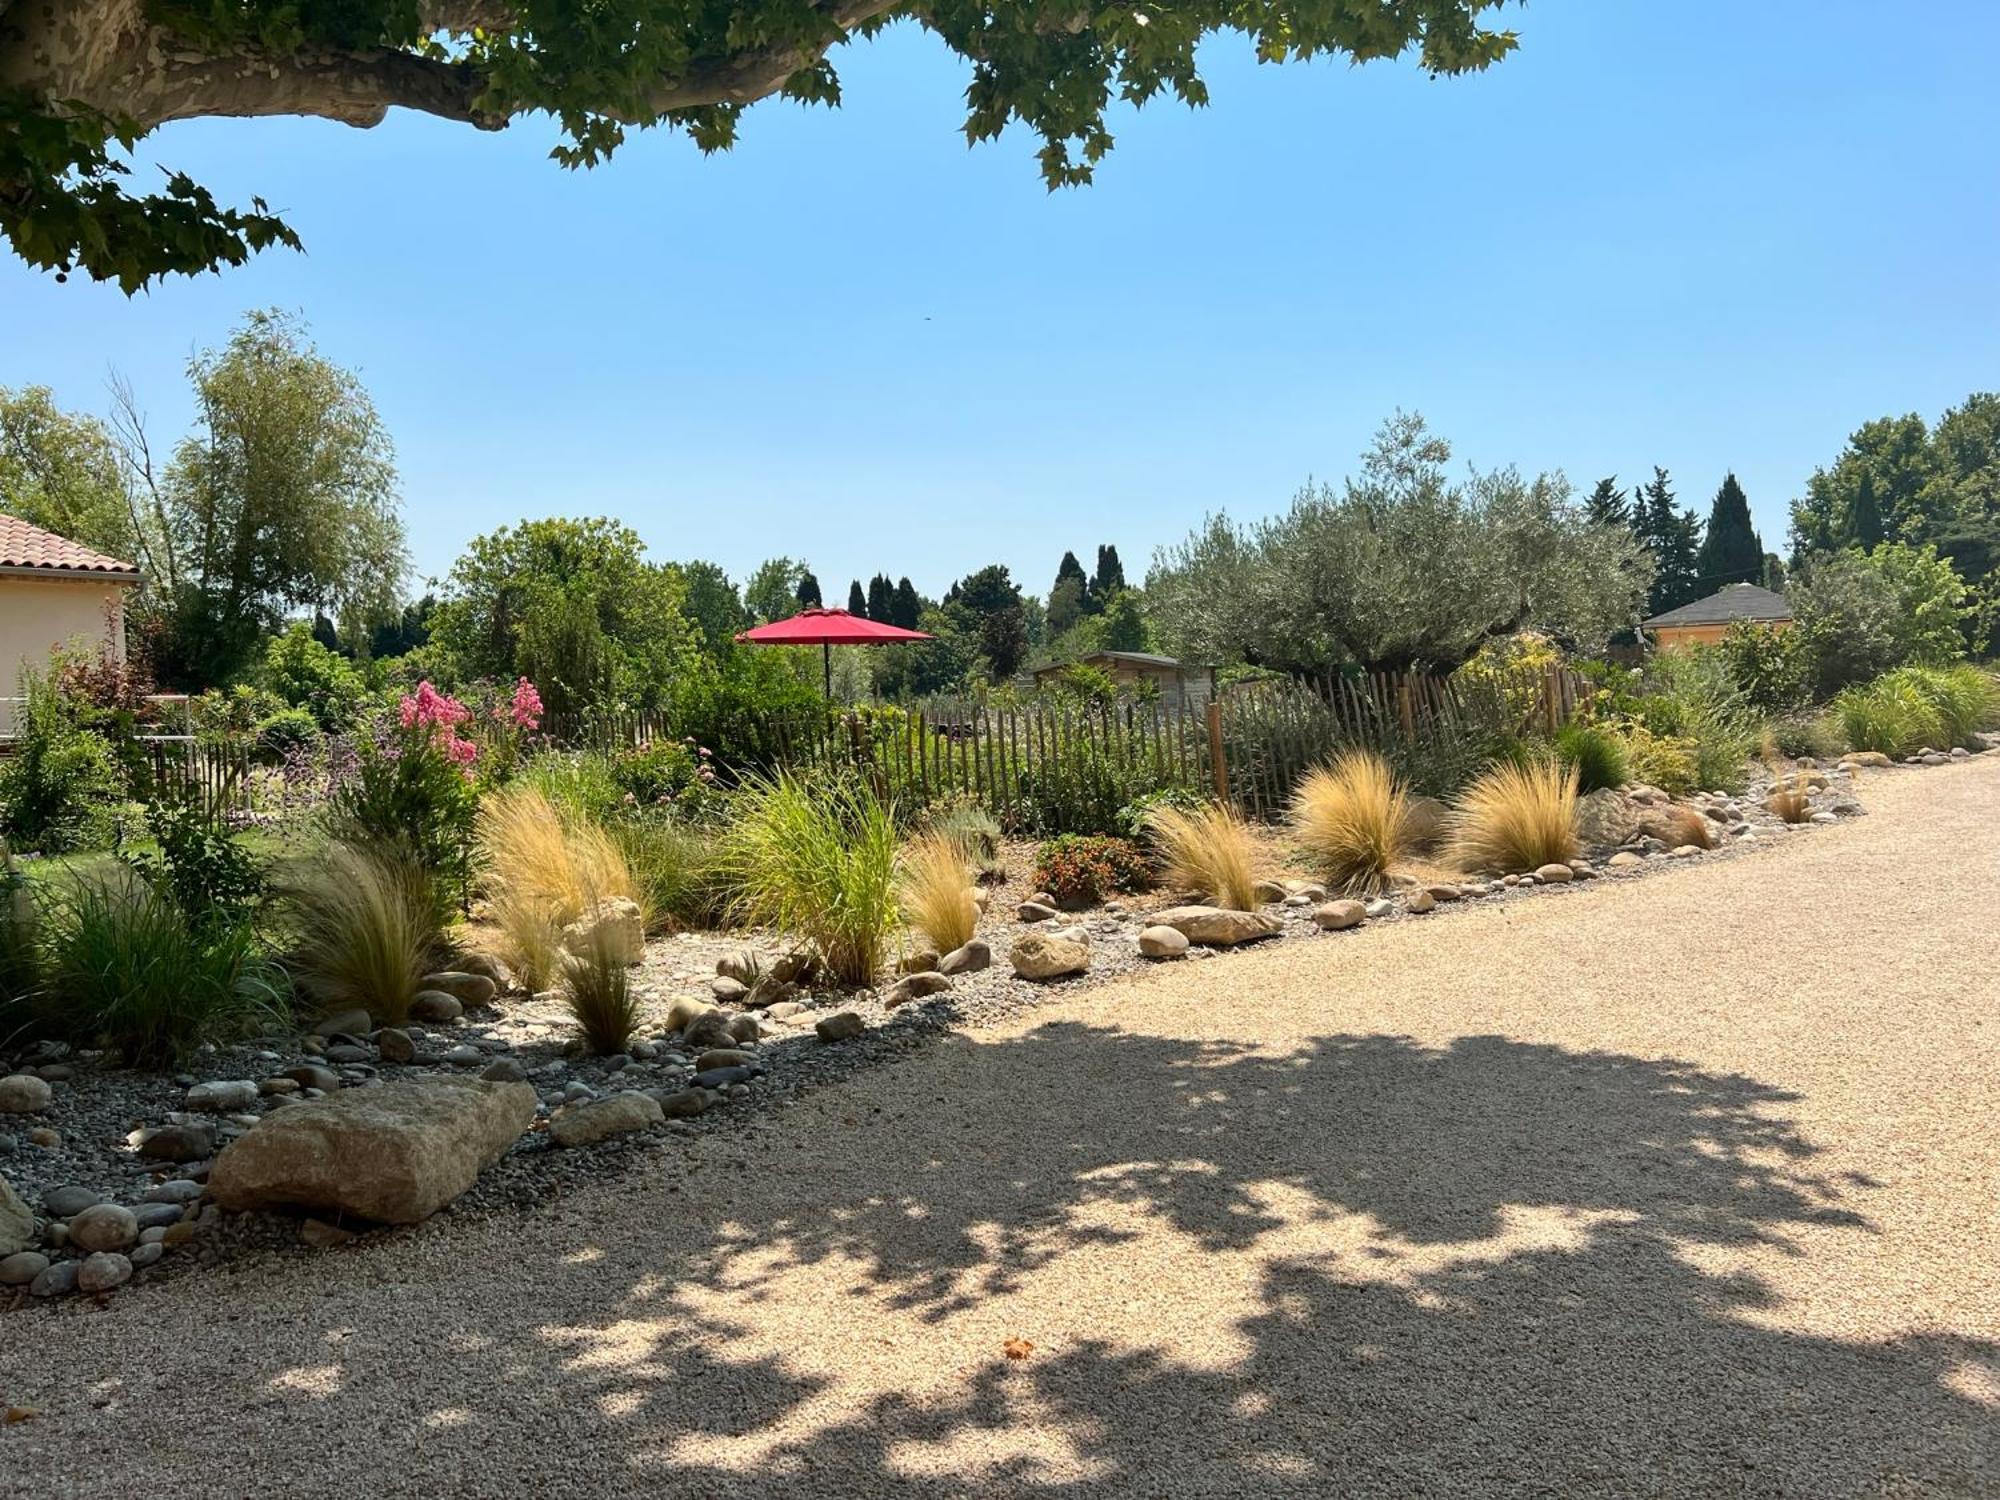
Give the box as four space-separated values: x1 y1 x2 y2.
568 665 1586 825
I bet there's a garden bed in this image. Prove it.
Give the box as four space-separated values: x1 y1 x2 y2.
11 741 1982 1308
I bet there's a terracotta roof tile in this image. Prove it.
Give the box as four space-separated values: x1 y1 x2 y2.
0 515 140 576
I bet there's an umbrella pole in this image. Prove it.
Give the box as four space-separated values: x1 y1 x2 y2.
823 641 832 701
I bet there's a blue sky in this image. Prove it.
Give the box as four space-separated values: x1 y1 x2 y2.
2 0 1995 602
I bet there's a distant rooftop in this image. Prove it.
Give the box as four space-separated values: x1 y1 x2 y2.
1641 582 1790 630
0 515 140 577
1034 650 1188 674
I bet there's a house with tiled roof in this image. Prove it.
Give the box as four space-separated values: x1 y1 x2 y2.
1639 582 1792 650
0 515 142 729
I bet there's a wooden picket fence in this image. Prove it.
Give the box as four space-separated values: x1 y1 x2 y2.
145 739 256 819
557 665 1587 827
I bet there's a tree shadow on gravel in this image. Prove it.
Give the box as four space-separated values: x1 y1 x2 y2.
28 1023 1997 1497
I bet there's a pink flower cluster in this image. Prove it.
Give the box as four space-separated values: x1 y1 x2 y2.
506 677 543 732
400 681 479 768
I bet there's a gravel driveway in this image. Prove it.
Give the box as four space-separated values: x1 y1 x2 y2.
5 759 1997 1498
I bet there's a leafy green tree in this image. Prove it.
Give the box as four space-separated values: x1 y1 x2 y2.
1790 394 2000 568
1789 543 1969 695
1147 413 1653 674
261 621 365 729
1695 472 1763 588
891 577 922 631
1791 412 1935 558
846 579 867 616
134 310 405 687
795 570 822 609
0 385 138 559
668 560 747 652
1098 587 1149 652
368 594 435 659
1633 467 1703 615
1 2 1523 292
875 604 977 699
743 558 806 624
946 564 1030 680
429 517 690 723
1584 476 1630 530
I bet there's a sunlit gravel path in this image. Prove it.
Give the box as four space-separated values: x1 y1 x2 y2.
4 758 1998 1498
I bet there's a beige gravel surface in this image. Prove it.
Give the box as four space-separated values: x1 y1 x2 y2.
4 760 1998 1497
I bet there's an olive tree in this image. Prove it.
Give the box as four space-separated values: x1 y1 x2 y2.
0 1 1522 290
1147 412 1653 674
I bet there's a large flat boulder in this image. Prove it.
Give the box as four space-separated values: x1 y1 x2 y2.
208 1077 535 1225
1150 905 1282 947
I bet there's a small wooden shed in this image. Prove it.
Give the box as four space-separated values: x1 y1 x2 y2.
1032 650 1214 710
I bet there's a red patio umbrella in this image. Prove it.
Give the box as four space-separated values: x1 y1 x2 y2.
735 607 933 698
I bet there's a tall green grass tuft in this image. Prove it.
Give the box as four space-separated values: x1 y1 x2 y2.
1289 750 1411 896
279 839 436 1025
613 815 730 933
1834 664 1999 756
1553 721 1630 794
1450 758 1581 873
722 772 899 986
1636 649 1756 792
561 927 641 1054
40 871 281 1066
0 846 41 1049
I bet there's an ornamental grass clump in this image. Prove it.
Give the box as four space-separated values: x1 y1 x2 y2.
1832 672 1941 758
613 816 730 934
924 797 1005 881
1145 799 1257 911
898 833 978 954
1449 758 1580 873
1553 721 1630 795
561 927 640 1055
280 838 436 1025
1766 784 1813 825
1639 805 1717 850
43 870 282 1066
478 784 637 987
1904 663 2000 748
1289 750 1412 897
722 772 899 986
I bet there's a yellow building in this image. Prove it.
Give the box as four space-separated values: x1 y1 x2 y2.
0 516 141 735
1640 582 1793 650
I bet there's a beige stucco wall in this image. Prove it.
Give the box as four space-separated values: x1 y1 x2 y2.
0 573 131 733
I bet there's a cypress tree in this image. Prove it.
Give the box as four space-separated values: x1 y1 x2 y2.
795 570 822 608
866 573 894 623
1851 470 1884 551
1695 472 1763 587
1089 544 1125 612
892 577 921 631
846 579 867 616
1053 550 1086 596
